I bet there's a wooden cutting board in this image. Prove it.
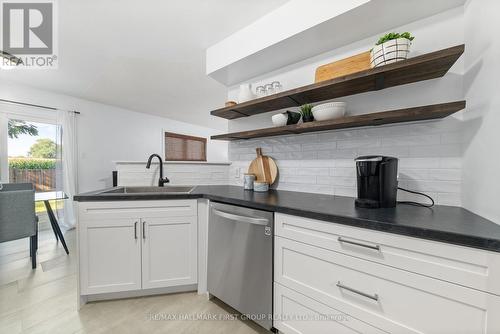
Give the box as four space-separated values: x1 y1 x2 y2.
248 148 278 185
315 51 371 83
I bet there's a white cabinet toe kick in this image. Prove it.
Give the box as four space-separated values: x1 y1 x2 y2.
77 200 199 304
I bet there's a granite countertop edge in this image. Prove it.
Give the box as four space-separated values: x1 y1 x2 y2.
73 186 500 253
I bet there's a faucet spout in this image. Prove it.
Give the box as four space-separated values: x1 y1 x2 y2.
146 154 170 187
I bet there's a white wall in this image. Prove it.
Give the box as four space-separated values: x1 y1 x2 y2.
227 8 466 207
462 0 500 223
0 80 228 193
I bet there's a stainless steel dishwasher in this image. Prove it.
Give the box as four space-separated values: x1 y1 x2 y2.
208 202 274 331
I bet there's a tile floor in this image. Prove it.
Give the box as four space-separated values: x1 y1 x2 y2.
0 228 269 333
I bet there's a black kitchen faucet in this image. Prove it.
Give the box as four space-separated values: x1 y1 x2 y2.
146 154 170 187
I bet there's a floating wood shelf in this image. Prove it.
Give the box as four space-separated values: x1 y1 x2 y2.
211 101 466 141
211 44 465 120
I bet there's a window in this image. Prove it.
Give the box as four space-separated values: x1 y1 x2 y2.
164 132 207 161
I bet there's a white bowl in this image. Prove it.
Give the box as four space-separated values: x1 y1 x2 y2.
312 105 346 121
312 102 346 111
272 113 288 127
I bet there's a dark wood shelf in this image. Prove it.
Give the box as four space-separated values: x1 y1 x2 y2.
211 44 465 120
211 101 466 141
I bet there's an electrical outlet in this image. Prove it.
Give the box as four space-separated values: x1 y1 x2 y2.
234 168 241 178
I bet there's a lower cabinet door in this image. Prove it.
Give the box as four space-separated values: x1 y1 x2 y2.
141 215 197 289
274 283 386 334
79 218 142 295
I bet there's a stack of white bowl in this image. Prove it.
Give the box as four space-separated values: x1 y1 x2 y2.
312 102 346 121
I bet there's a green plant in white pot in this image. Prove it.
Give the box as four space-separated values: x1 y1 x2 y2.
370 32 415 68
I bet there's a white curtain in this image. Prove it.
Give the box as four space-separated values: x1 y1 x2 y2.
57 110 78 229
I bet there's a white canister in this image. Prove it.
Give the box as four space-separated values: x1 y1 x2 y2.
238 83 255 103
243 174 256 190
253 182 269 192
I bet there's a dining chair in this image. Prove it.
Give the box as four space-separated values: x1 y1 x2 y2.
0 183 38 269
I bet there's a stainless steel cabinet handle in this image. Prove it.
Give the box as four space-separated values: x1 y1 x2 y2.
338 237 380 251
212 208 269 226
336 281 379 301
134 221 138 239
142 221 146 239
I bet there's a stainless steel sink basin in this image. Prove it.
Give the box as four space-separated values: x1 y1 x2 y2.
100 186 194 195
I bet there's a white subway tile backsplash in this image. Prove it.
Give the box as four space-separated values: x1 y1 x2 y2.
299 160 334 168
229 121 464 206
337 138 380 149
279 176 312 184
399 158 441 169
279 168 299 176
334 187 356 197
358 146 410 158
409 144 462 158
437 192 462 206
440 157 462 169
330 168 356 177
428 169 462 181
401 180 461 194
333 159 355 168
398 169 429 181
302 142 336 151
297 168 330 176
381 134 440 147
273 144 302 152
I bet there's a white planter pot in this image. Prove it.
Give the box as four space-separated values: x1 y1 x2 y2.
370 38 411 68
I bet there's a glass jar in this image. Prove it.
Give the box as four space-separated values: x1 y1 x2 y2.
243 174 256 190
255 85 266 98
264 83 274 96
271 81 282 93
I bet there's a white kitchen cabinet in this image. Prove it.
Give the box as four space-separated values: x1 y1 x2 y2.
274 214 500 334
142 216 197 289
275 213 500 296
274 283 387 334
78 200 197 296
79 218 142 295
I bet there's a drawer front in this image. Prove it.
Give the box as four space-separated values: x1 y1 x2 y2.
78 200 197 220
275 213 500 296
274 283 387 334
275 236 500 334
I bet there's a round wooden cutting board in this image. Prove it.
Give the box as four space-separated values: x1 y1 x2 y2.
248 148 278 185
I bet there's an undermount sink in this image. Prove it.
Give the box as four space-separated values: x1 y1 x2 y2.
100 186 194 195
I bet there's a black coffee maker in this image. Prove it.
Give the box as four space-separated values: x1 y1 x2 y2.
355 156 398 208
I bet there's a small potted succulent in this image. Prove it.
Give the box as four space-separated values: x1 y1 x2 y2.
300 104 314 123
370 32 415 68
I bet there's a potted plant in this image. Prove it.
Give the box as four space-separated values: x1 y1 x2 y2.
300 104 314 122
370 32 415 68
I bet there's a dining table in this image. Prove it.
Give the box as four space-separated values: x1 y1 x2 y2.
35 191 69 255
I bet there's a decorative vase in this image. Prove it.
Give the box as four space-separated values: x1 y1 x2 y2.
370 38 411 68
302 115 314 123
285 111 301 125
238 83 255 103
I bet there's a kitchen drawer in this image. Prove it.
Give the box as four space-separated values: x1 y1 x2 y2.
274 283 387 334
78 200 197 220
275 213 500 296
275 236 500 334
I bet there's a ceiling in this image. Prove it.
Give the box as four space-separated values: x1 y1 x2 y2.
0 0 288 130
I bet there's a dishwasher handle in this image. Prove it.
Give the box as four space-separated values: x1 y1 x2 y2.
212 208 269 226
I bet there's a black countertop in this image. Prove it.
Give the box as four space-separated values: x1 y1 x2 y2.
74 185 500 253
